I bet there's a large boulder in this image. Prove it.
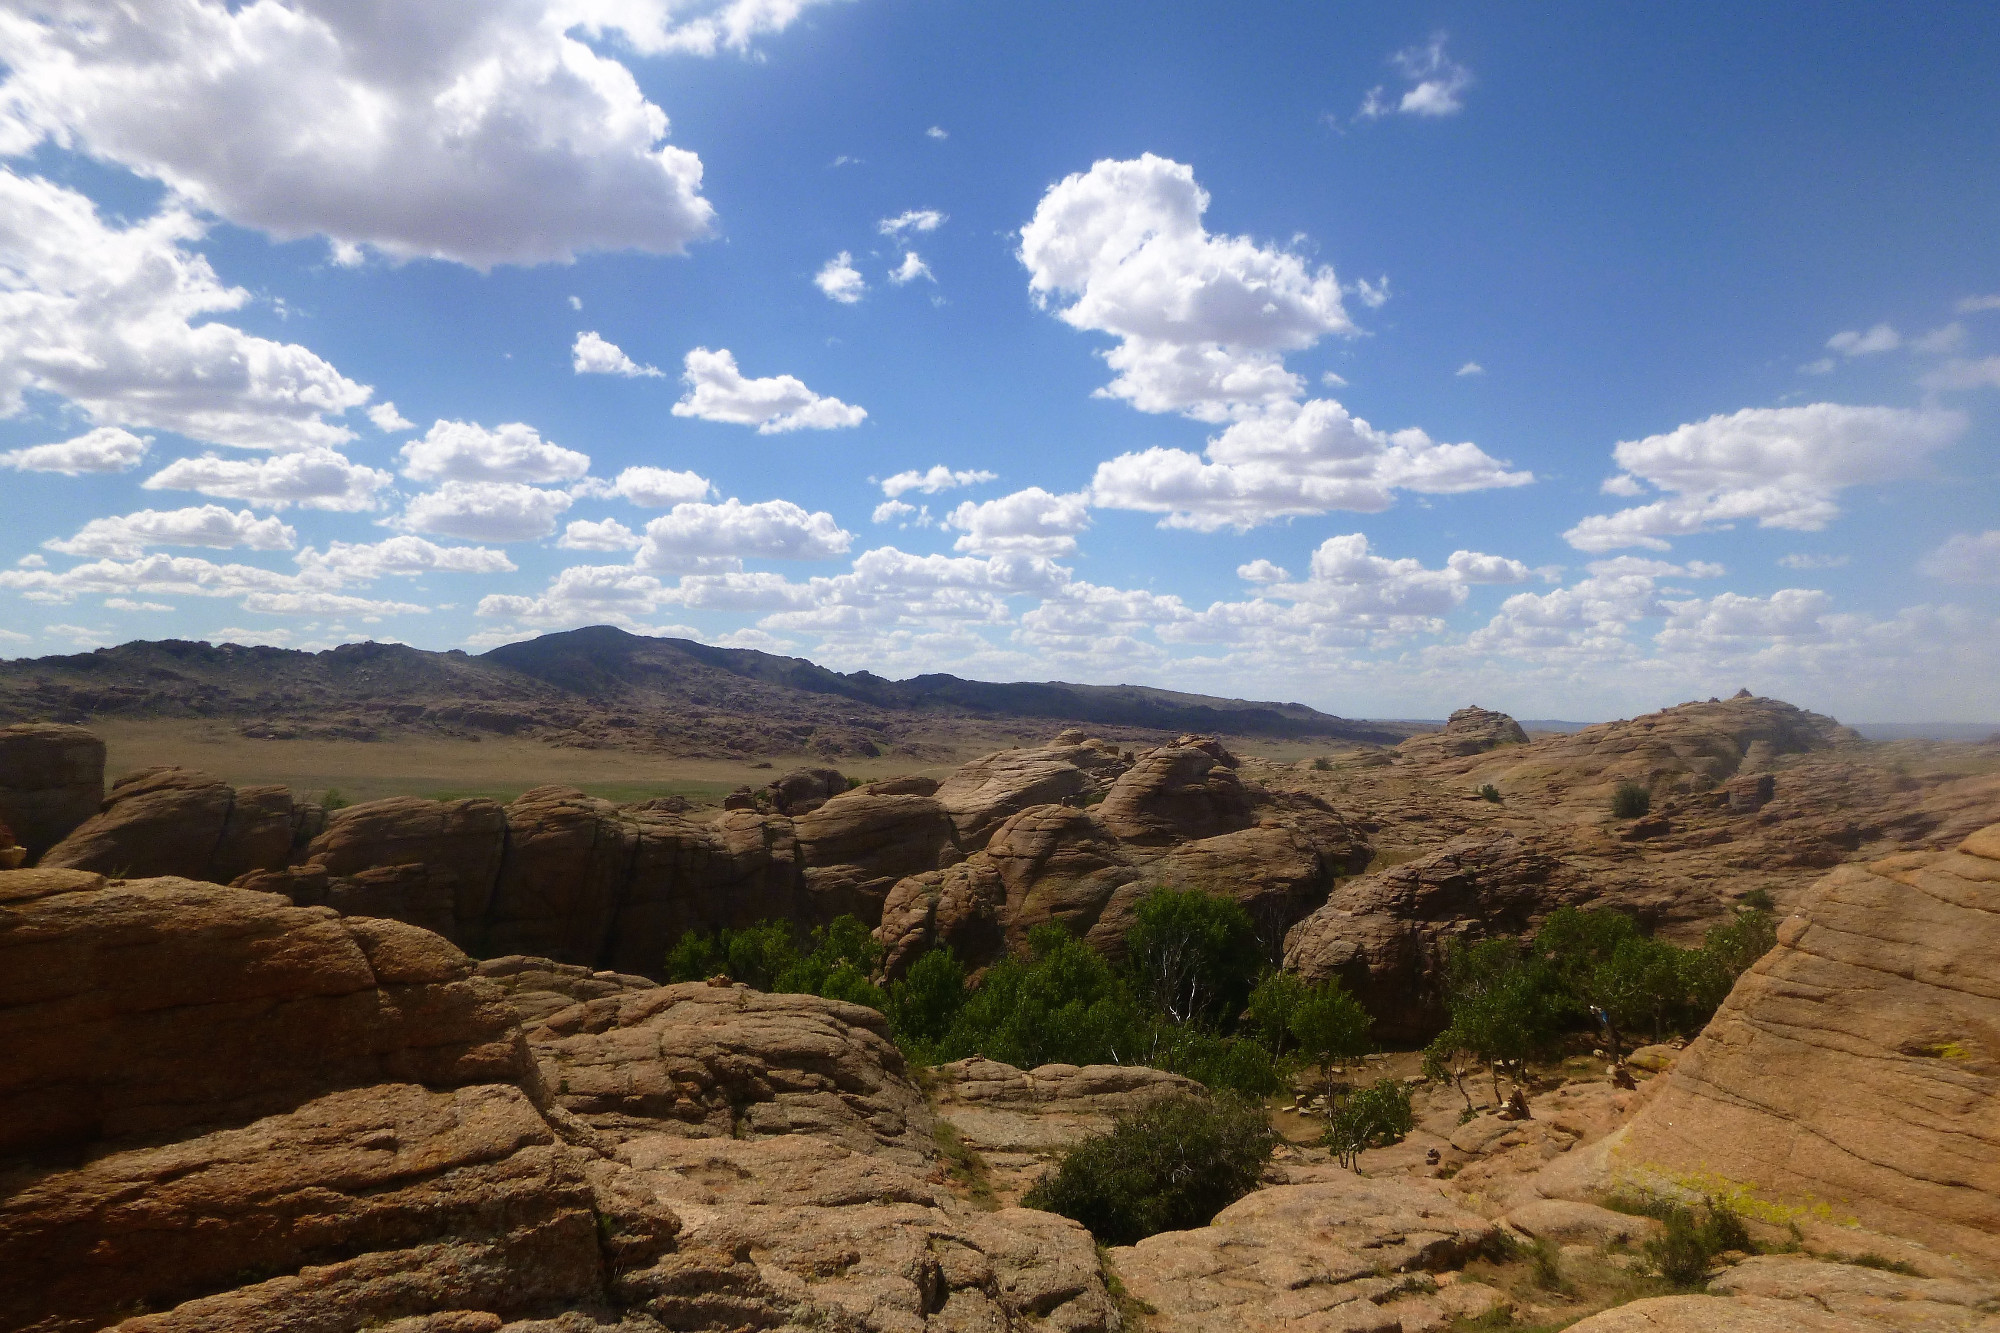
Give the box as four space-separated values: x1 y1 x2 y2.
1109 1173 1503 1333
529 981 934 1161
792 787 962 923
0 868 530 1156
0 721 103 861
1093 735 1256 845
1604 824 2000 1272
934 731 1130 849
1284 834 1569 1041
1398 705 1529 764
38 765 321 882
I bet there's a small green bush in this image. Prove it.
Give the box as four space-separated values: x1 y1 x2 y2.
1526 1237 1566 1291
1478 784 1502 804
1311 756 1333 772
321 787 351 811
1323 1077 1414 1169
1641 1196 1756 1286
885 947 967 1055
1245 970 1308 1059
1611 782 1652 819
1022 1092 1276 1244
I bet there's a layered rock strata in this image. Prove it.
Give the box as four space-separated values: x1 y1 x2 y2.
1602 824 2000 1270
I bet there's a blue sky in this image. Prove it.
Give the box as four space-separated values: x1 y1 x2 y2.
0 1 1995 721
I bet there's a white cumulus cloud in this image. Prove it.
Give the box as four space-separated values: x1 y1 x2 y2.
367 402 414 432
945 488 1091 556
881 465 998 497
1357 36 1472 120
144 448 393 511
558 517 644 551
888 252 933 285
1919 531 2000 585
814 252 866 303
399 420 590 485
613 465 715 506
0 170 371 450
1564 403 1968 552
572 331 663 377
0 0 723 267
1018 154 1353 420
397 481 576 542
45 506 296 559
1089 397 1532 531
879 209 946 236
1826 323 1901 356
633 497 853 572
671 347 867 432
0 427 149 474
294 536 515 582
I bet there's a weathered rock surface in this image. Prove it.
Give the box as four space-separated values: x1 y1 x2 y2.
794 788 962 922
0 868 529 1156
38 765 323 882
1109 1173 1502 1333
0 721 103 861
0 874 1117 1333
1398 706 1529 764
0 868 681 1333
930 1056 1207 1200
528 982 933 1159
1603 825 2000 1272
934 731 1131 850
1563 1257 2000 1333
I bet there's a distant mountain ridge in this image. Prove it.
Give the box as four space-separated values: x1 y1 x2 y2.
0 625 1416 756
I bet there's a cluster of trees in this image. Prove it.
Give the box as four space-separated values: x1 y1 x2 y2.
666 888 1391 1100
665 887 1775 1120
1425 898 1777 1105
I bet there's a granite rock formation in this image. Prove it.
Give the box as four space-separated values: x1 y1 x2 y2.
1602 824 2000 1270
1396 705 1529 764
0 868 1116 1333
0 721 104 861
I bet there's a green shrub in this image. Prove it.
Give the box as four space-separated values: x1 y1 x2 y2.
1142 1024 1285 1098
1289 977 1373 1101
1022 1092 1276 1244
321 787 350 811
1526 1237 1565 1290
1311 756 1333 771
665 919 801 990
1646 1205 1712 1285
1611 782 1652 819
1427 937 1567 1100
1323 1078 1414 1169
1478 784 1502 804
1641 1196 1756 1286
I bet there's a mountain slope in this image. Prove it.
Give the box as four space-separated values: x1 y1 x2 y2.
0 625 1413 756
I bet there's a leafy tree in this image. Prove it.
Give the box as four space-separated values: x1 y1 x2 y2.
1123 887 1263 1027
1022 1092 1276 1244
665 919 801 990
1245 970 1309 1059
1288 978 1373 1109
1428 937 1564 1101
1685 905 1778 1016
775 915 886 1006
939 923 1148 1070
1142 1023 1284 1097
885 946 968 1055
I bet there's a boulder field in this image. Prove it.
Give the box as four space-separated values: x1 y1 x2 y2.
0 866 1115 1333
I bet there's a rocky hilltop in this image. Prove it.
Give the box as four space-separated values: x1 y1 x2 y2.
0 626 1413 758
